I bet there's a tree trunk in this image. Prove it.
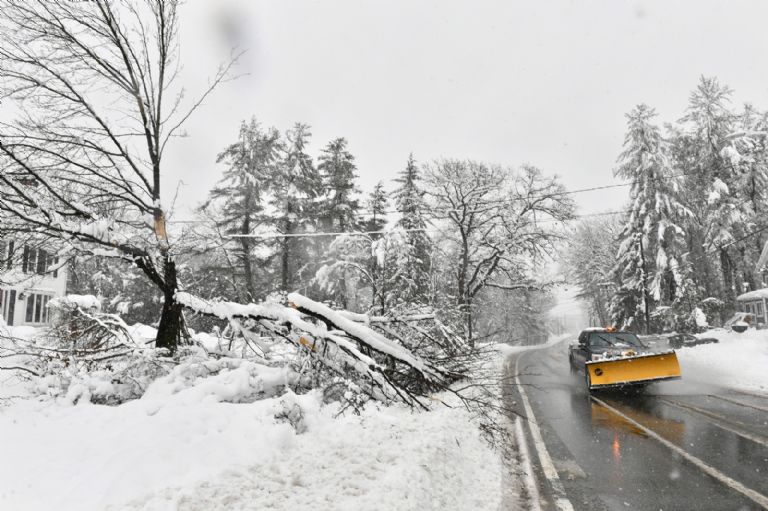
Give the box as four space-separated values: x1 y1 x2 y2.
281 210 292 292
465 296 474 347
155 256 185 353
720 248 735 306
638 235 651 334
240 209 257 302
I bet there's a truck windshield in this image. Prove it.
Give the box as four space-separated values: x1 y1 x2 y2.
589 332 643 349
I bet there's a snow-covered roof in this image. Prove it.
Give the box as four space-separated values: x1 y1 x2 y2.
736 288 768 301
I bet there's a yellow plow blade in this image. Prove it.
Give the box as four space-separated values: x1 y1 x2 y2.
587 351 681 389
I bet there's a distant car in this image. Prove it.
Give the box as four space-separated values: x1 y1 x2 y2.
667 333 719 349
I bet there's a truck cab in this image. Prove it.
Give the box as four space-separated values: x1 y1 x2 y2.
569 328 645 373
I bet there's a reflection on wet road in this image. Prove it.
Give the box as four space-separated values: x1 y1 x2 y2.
504 342 768 511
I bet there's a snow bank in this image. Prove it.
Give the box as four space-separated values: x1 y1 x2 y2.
128 400 500 511
0 389 500 511
674 328 768 393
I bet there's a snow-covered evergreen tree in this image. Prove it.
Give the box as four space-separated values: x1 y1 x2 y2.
364 181 390 235
392 154 432 303
205 118 283 301
318 138 361 233
611 104 689 332
718 105 768 291
678 76 737 304
271 123 321 292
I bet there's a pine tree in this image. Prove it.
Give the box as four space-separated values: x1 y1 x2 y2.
678 76 737 304
392 154 432 302
365 181 389 235
317 138 361 232
271 123 320 292
206 118 282 301
719 105 768 291
611 104 689 332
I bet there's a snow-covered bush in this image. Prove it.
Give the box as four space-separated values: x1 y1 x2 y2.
141 356 297 405
47 295 131 351
40 349 176 405
321 377 371 415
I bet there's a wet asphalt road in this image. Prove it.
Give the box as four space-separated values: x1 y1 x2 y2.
504 341 768 511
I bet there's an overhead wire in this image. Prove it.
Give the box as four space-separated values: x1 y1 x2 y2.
171 168 768 250
170 170 699 225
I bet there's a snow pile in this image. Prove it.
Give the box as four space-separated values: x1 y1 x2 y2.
140 357 296 407
127 398 500 511
675 328 768 393
0 388 500 511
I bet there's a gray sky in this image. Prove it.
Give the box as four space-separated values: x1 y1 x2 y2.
163 0 768 219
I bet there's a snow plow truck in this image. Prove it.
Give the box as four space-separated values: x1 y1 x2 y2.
568 327 681 391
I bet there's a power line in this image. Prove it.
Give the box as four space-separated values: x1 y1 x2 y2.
227 227 429 239
396 170 697 215
170 171 693 226
223 211 628 239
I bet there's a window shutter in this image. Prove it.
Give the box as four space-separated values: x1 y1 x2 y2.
7 241 14 269
36 249 47 275
22 246 29 273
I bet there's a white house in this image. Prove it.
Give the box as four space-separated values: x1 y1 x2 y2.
735 239 768 327
735 288 768 327
0 240 67 327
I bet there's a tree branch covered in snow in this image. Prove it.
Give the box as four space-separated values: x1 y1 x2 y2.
176 291 469 408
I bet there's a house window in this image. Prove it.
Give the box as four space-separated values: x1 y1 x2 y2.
21 247 55 275
1 289 16 326
757 301 764 319
24 293 51 324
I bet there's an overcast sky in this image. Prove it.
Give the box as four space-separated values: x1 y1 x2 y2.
163 0 768 219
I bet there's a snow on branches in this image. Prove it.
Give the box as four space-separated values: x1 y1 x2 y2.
176 291 465 408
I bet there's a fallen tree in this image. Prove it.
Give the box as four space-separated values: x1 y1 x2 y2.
176 291 466 408
1 291 513 448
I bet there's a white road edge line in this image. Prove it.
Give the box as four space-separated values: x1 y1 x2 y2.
514 352 575 511
514 417 543 511
591 396 768 510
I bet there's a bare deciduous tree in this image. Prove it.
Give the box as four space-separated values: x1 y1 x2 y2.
0 0 238 351
424 160 575 343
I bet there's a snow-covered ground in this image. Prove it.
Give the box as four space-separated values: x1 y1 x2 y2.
674 327 768 394
0 326 502 511
0 391 500 511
